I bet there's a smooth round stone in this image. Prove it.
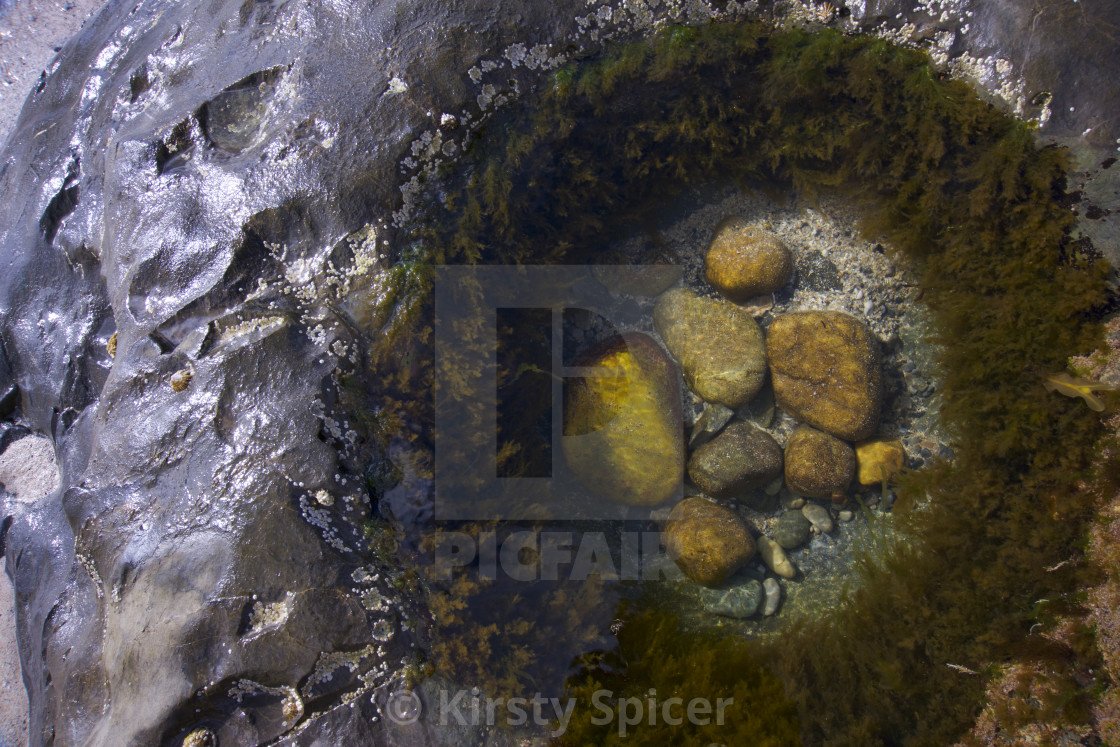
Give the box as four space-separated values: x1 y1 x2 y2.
688 421 783 499
704 217 794 301
785 425 856 502
766 311 882 441
653 287 767 408
839 510 854 521
856 438 907 485
763 577 782 616
756 535 797 579
774 510 812 549
664 497 756 586
802 502 834 533
703 579 764 619
563 333 684 505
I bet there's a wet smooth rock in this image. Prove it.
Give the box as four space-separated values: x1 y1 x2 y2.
774 510 812 549
564 333 684 506
856 438 907 486
703 579 764 619
704 217 794 301
664 497 756 586
688 402 735 449
756 535 797 579
687 421 783 499
802 502 835 533
785 425 856 502
653 287 767 408
763 578 781 616
766 311 882 441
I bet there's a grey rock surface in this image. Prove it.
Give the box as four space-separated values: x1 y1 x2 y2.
0 0 1116 744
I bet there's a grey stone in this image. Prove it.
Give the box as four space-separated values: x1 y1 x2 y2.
774 510 812 550
762 578 781 616
794 249 842 291
802 502 835 534
703 579 764 619
688 403 735 449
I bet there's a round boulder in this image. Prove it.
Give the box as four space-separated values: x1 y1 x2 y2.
704 217 794 301
563 333 685 505
784 425 856 502
653 287 767 408
687 421 783 499
766 310 882 441
664 497 756 586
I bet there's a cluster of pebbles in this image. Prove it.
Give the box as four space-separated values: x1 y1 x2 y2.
563 187 951 625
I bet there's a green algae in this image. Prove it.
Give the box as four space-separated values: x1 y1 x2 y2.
381 19 1118 745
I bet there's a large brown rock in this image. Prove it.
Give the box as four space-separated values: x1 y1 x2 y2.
687 421 783 499
766 310 882 441
704 217 794 301
563 332 684 506
784 425 856 502
653 287 767 408
664 497 756 586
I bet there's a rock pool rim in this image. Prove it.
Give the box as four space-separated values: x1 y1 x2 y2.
379 19 1116 744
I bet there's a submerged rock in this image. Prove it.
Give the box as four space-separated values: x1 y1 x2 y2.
766 311 882 441
664 497 756 586
703 578 765 619
687 421 783 499
802 502 835 533
856 438 907 486
704 217 794 301
763 577 781 616
774 510 812 549
688 402 735 449
653 287 767 408
756 535 797 579
785 425 856 502
563 333 684 506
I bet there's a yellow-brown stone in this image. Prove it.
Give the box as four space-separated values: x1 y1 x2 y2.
653 287 767 408
704 217 794 301
784 425 855 502
563 332 684 506
766 310 882 441
856 438 906 486
664 497 756 585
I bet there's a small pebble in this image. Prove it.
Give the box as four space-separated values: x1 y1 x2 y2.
839 510 853 521
763 578 781 616
802 502 834 533
790 496 805 509
756 536 797 579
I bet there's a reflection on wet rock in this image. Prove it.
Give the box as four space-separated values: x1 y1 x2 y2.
563 333 684 506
